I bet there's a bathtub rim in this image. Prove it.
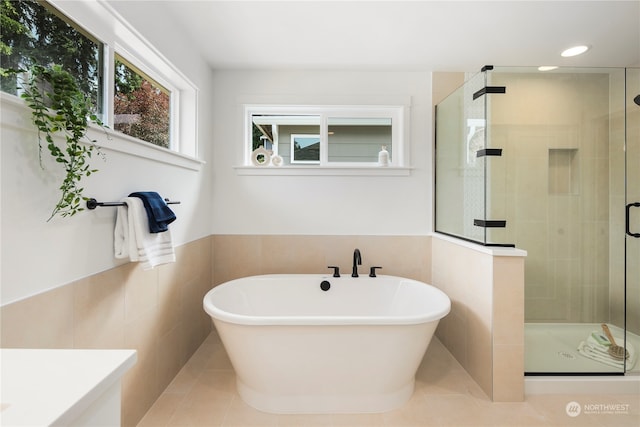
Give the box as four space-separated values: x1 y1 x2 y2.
203 273 451 326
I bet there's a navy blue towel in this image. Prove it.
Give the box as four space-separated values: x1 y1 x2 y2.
129 191 177 233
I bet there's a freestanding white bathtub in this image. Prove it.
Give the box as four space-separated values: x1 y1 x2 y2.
203 274 451 414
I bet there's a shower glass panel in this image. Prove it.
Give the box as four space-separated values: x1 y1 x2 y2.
435 71 489 244
435 66 639 375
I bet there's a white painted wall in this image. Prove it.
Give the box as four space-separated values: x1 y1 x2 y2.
211 70 433 236
0 2 214 306
1 3 436 304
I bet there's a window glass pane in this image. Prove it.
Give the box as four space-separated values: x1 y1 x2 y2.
291 134 320 164
0 0 102 113
247 107 403 168
327 117 392 163
114 56 170 148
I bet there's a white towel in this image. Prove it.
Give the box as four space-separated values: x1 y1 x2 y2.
577 331 637 370
114 197 175 270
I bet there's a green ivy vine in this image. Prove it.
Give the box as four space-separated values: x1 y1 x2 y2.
19 64 106 221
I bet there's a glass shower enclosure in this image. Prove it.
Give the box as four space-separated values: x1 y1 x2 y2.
435 66 639 374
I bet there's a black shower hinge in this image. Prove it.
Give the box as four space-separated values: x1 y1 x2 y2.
476 148 503 157
474 219 507 228
473 86 507 100
481 65 494 72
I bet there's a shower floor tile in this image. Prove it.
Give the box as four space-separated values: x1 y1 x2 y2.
137 330 640 427
525 323 640 374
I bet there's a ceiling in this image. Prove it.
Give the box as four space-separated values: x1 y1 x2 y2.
129 1 640 72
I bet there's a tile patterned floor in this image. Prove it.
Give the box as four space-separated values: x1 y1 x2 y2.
137 332 640 426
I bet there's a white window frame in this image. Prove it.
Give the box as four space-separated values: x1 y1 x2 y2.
44 0 201 168
241 104 410 176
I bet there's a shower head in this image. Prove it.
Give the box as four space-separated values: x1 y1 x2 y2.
635 94 640 106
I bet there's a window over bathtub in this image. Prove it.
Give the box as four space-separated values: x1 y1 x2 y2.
0 0 199 165
240 104 410 176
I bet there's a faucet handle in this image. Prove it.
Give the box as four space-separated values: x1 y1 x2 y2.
369 266 382 277
328 266 340 277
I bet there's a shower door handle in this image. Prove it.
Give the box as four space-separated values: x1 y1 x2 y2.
626 202 640 238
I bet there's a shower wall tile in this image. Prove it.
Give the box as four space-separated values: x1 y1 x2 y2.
0 236 213 427
490 74 613 326
518 221 547 296
548 149 577 195
514 158 548 222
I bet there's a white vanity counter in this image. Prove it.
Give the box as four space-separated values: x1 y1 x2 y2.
0 349 137 426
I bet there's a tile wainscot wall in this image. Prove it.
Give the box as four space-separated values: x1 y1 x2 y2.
1 233 526 426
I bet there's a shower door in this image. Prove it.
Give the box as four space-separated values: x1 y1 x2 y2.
481 67 638 374
626 68 640 365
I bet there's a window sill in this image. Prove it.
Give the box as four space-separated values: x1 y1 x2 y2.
91 126 205 171
1 92 204 171
234 165 411 176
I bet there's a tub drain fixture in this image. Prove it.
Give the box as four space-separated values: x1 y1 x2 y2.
557 351 577 360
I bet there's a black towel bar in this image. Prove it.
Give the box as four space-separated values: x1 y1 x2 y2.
86 198 180 210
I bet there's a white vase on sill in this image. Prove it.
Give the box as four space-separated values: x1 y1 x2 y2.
378 146 389 167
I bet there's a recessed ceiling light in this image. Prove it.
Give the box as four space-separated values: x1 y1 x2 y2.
538 66 558 71
561 45 590 57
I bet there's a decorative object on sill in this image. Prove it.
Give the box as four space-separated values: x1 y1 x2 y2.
271 154 283 166
378 145 390 166
17 64 108 221
251 145 272 166
114 197 175 270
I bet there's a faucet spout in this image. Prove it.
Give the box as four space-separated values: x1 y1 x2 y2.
352 248 362 277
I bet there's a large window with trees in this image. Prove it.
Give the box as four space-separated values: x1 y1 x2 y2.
114 56 171 148
1 0 193 156
0 0 102 113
